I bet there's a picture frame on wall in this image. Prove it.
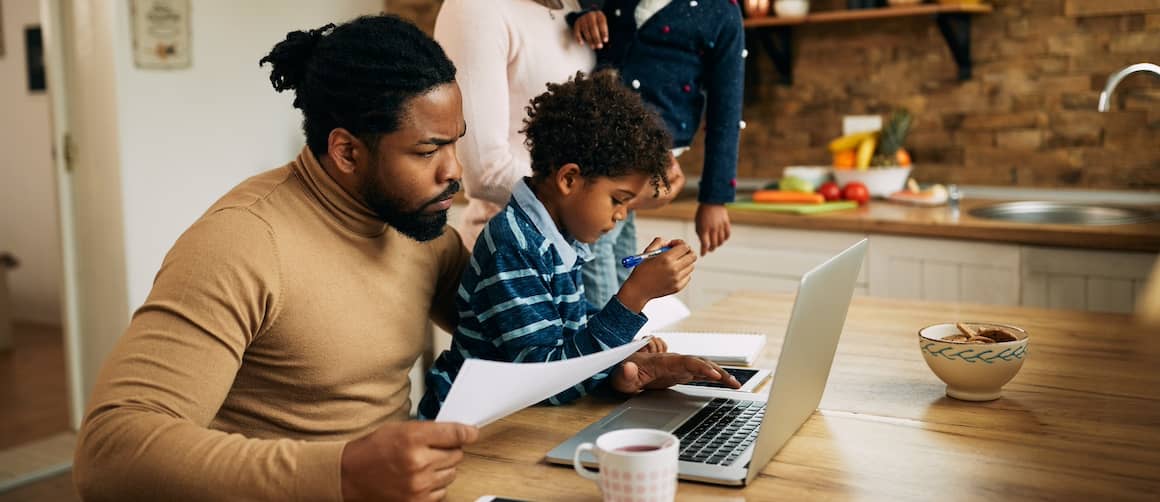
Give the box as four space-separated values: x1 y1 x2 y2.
130 0 192 69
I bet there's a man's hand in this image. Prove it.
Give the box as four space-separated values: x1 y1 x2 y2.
341 421 479 502
631 154 686 211
611 352 741 394
572 10 609 49
616 238 696 313
695 203 732 256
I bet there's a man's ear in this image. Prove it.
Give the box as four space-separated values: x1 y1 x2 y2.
554 163 583 196
327 128 365 175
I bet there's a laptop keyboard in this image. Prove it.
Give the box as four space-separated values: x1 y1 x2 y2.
672 398 765 466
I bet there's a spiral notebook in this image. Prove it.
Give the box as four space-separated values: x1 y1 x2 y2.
641 331 767 366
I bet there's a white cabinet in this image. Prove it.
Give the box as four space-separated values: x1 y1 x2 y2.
1021 247 1157 313
869 235 1022 306
636 216 1158 314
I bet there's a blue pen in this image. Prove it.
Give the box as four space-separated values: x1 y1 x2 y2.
621 246 673 268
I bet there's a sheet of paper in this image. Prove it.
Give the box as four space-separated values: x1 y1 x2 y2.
436 337 651 427
643 331 767 365
638 295 691 335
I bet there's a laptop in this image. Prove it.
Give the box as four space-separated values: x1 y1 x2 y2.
545 239 867 486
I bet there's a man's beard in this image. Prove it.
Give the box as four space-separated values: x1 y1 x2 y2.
362 169 461 242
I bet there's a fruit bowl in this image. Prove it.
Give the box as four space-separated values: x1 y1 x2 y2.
833 167 911 198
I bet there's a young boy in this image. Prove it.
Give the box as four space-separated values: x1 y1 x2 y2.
569 0 745 258
419 71 698 418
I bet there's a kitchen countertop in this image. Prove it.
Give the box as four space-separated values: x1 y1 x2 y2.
636 198 1160 253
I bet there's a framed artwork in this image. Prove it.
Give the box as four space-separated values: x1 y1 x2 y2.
130 0 191 69
25 26 44 92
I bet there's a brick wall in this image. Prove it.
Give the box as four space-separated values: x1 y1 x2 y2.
389 0 1159 190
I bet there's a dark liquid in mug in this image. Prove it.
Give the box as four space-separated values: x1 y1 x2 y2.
615 445 662 453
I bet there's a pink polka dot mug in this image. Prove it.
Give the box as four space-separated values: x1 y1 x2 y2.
572 428 678 502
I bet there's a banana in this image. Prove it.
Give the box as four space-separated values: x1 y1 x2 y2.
855 136 876 170
828 130 879 153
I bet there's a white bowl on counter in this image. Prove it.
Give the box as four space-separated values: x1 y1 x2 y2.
773 0 809 17
833 166 912 198
782 166 832 191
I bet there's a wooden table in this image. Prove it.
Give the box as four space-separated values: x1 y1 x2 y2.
448 294 1160 501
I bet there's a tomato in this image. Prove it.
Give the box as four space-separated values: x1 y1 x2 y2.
817 181 842 202
842 182 870 206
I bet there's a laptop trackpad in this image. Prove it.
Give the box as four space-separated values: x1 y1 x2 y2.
600 407 684 432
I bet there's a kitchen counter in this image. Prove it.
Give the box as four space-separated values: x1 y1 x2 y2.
637 198 1160 252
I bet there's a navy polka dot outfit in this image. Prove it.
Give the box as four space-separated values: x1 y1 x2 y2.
568 0 746 204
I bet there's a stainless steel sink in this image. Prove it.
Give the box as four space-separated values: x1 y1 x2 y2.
969 201 1156 226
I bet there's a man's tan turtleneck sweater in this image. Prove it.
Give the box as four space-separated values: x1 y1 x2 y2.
73 148 468 501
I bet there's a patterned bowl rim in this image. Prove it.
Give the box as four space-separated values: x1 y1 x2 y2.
918 322 1029 344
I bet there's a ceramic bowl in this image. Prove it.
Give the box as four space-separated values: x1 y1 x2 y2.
832 166 912 198
773 0 809 17
782 166 832 191
918 322 1029 401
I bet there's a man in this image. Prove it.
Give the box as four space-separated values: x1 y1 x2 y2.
74 15 734 502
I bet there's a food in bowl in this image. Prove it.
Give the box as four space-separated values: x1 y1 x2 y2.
940 322 1019 343
919 322 1029 401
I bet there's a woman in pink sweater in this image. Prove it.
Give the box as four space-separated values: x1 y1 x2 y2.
435 0 598 248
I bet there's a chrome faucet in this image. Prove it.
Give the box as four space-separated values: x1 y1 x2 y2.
1098 63 1160 112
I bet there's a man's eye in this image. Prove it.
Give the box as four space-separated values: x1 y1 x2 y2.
612 197 625 206
419 150 438 158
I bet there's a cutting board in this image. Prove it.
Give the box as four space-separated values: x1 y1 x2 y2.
729 200 859 214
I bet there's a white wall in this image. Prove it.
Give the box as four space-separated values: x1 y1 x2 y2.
112 0 382 309
50 0 383 417
0 0 62 325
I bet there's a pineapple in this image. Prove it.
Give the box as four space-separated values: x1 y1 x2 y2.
871 109 912 167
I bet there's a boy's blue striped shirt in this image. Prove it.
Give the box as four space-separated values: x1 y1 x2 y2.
419 180 647 419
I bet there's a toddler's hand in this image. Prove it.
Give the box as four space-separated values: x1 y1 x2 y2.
695 204 732 256
572 11 609 49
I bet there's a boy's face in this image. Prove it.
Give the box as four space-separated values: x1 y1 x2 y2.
561 171 651 244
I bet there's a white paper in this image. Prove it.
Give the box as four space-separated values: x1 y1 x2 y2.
638 295 691 335
644 331 766 365
435 337 651 427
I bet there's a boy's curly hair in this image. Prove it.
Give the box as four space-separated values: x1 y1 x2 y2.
521 70 671 195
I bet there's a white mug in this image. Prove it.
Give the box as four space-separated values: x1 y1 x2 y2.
572 428 679 502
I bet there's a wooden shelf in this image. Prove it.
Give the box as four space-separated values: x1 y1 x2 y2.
743 4 993 28
742 4 993 84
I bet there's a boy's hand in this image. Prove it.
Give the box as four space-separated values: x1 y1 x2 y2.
637 336 668 353
695 204 732 256
631 154 686 211
616 238 696 313
573 11 609 49
612 352 741 394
